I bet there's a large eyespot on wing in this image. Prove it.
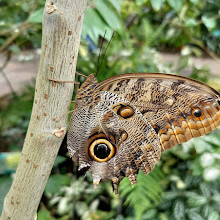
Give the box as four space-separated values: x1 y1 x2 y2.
87 133 116 162
89 139 114 162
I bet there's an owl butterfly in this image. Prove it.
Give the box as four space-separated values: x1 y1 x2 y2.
67 72 220 194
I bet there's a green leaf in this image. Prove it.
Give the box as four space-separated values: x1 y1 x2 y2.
187 196 207 207
186 18 198 27
142 209 157 219
202 131 220 146
212 194 220 203
28 8 44 23
82 8 112 43
184 192 199 198
194 138 213 153
167 0 183 11
95 0 121 30
136 0 147 6
45 174 71 195
200 183 211 198
200 153 215 168
174 200 185 218
150 0 164 11
189 0 199 4
208 211 219 220
37 209 54 220
119 169 163 217
163 191 178 200
203 168 220 181
109 0 121 12
202 16 216 31
191 158 203 176
202 204 210 218
188 211 205 220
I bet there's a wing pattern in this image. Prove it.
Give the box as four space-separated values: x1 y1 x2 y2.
67 73 220 193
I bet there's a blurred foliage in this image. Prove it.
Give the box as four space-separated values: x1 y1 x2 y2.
1 0 220 55
0 0 220 219
147 129 220 220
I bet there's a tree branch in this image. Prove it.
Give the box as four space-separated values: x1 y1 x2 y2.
0 0 87 219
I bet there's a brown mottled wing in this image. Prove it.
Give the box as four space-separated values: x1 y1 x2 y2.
68 90 162 193
67 73 220 193
97 73 220 151
92 92 161 192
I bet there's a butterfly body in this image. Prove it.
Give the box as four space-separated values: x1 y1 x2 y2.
67 73 220 193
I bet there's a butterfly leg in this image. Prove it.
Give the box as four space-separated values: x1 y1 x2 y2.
75 83 80 94
112 177 120 195
75 71 88 78
48 78 80 85
53 109 75 122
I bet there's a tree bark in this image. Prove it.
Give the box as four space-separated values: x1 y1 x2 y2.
0 0 87 219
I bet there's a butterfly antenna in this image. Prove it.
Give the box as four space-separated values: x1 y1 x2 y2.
96 30 107 76
95 30 115 77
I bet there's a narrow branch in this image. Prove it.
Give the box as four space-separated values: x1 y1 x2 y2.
0 0 87 219
0 51 11 72
1 70 16 95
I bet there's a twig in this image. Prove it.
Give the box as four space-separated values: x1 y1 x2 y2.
0 51 11 72
1 70 16 95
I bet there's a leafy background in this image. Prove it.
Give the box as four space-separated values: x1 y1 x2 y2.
0 0 220 219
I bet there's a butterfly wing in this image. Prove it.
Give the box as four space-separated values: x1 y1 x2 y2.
67 73 220 193
97 73 220 150
68 91 161 193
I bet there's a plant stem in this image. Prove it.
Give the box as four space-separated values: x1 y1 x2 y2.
0 0 87 219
